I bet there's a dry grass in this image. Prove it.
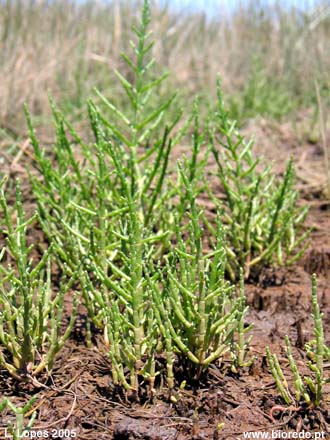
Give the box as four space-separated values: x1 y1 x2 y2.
0 0 330 141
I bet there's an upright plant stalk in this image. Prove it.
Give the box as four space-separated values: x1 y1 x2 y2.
84 151 163 394
0 179 77 378
267 275 329 408
284 335 310 404
266 347 292 405
175 99 209 222
305 274 324 407
148 266 175 390
151 163 251 379
93 0 182 225
231 270 254 371
128 199 145 378
28 0 189 333
210 77 309 280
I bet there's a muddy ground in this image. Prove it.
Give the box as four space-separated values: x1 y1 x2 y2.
0 118 329 439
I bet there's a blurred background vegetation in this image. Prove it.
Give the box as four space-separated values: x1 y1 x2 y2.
0 0 330 143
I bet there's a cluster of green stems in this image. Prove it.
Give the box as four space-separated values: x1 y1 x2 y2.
267 275 329 408
0 0 315 405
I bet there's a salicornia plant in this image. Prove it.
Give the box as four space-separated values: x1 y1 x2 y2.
17 0 311 398
230 271 254 372
92 0 179 221
0 178 77 379
266 275 329 408
82 160 164 394
0 397 37 440
28 0 189 328
210 78 309 280
91 220 160 395
150 163 252 380
29 0 186 244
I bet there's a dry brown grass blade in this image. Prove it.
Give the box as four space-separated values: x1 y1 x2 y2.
315 79 330 199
